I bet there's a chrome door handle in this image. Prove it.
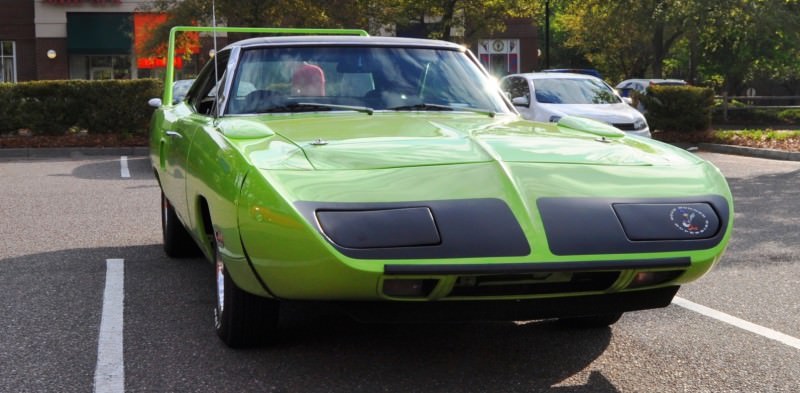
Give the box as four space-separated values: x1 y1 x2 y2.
165 130 182 138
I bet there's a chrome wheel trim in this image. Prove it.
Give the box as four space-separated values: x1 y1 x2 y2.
162 196 169 228
214 246 225 327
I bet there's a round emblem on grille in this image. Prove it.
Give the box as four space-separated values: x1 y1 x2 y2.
669 206 710 235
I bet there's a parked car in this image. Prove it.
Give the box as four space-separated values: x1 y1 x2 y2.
150 27 733 348
500 72 651 138
541 68 602 79
615 78 688 98
616 78 688 112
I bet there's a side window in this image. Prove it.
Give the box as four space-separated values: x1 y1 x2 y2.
503 77 530 101
187 52 229 116
500 78 513 96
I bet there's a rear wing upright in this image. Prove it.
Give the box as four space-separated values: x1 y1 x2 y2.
162 26 370 104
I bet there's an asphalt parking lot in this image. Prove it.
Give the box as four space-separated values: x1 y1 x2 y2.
0 151 798 392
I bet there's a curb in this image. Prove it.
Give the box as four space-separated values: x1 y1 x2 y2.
0 146 149 159
697 143 800 161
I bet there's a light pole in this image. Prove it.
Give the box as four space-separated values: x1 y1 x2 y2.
545 0 551 69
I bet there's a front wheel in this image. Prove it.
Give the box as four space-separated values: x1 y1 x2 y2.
557 313 623 328
213 232 279 348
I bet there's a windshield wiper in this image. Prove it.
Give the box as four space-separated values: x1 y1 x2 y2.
260 102 373 115
388 103 495 118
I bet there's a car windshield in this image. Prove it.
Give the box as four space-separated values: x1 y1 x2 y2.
226 46 507 115
533 78 621 104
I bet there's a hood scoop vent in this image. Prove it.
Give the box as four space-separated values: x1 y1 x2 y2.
557 116 626 139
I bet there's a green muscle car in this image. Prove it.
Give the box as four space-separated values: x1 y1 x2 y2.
149 27 733 347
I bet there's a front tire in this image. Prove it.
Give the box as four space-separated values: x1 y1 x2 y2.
213 232 279 348
161 192 200 257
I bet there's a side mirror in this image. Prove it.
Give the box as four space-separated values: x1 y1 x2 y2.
511 96 529 107
622 97 633 106
148 98 162 108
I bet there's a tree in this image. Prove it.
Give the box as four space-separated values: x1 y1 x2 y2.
138 0 380 56
688 0 800 94
552 0 800 93
557 0 688 81
381 0 538 42
141 0 537 52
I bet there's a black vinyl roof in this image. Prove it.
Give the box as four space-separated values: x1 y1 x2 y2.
225 35 465 51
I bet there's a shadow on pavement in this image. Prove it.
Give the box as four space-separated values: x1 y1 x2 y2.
1 246 619 392
123 245 618 393
60 156 153 181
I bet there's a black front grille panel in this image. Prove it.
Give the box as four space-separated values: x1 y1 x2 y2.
447 271 620 297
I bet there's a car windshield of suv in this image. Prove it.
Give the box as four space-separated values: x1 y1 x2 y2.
534 78 621 105
226 46 507 115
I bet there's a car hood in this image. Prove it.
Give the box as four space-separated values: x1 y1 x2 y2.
538 103 643 123
224 113 698 170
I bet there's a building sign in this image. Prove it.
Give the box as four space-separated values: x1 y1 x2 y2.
478 39 520 77
137 56 183 69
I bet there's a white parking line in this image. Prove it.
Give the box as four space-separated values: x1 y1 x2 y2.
120 156 130 178
94 259 125 393
673 296 800 350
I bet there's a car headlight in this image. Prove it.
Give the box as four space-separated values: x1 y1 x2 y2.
537 196 729 255
297 199 530 259
316 207 441 248
613 203 720 240
634 118 647 130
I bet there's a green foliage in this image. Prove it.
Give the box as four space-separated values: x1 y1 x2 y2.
140 0 537 52
550 0 800 93
711 105 800 126
0 84 23 132
777 109 800 124
714 129 800 144
139 0 381 55
713 107 783 125
641 85 714 132
386 0 537 42
0 79 162 136
558 0 688 80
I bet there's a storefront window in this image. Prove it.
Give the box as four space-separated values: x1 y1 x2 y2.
477 39 520 78
0 41 16 83
69 55 132 80
66 13 133 80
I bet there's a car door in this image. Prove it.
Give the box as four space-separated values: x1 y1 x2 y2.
159 104 195 226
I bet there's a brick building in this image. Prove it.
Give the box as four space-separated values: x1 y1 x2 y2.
474 18 539 77
0 0 202 82
1 1 538 82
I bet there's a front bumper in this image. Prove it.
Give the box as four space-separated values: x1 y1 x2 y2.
316 286 680 322
626 127 651 138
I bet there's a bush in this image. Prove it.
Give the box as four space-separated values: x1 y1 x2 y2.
0 79 162 136
711 99 780 124
777 109 800 124
639 85 714 133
